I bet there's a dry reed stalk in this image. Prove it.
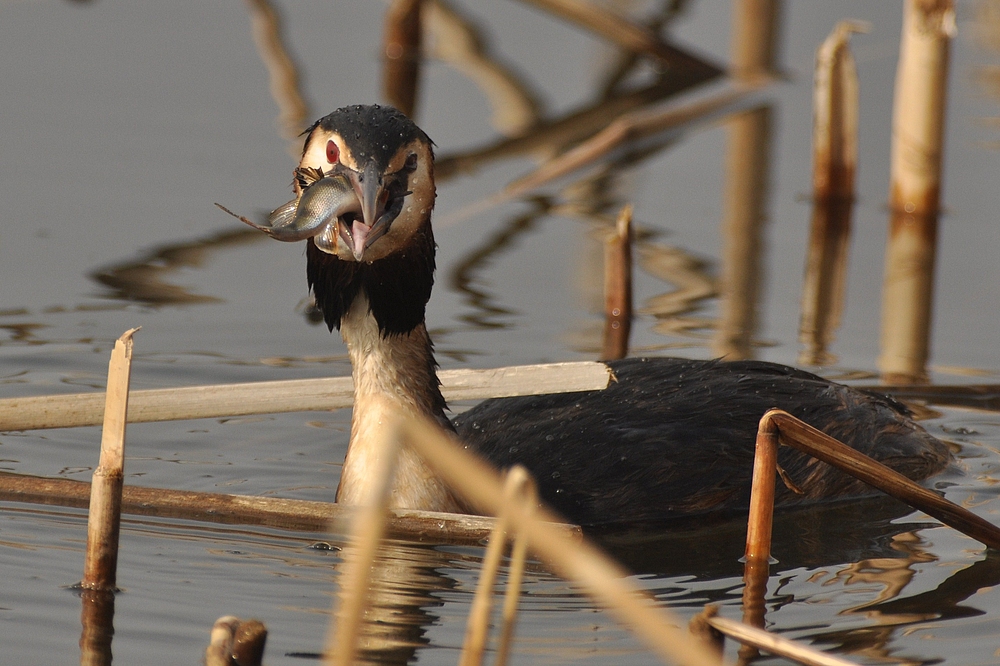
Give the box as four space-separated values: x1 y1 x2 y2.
324 420 404 666
0 361 611 432
799 22 865 366
82 328 138 591
601 205 633 361
880 0 955 383
459 467 534 666
493 481 533 666
79 587 115 666
760 409 1000 550
244 0 310 154
514 0 721 79
712 105 772 361
382 0 423 118
380 404 725 666
0 471 582 544
706 615 858 666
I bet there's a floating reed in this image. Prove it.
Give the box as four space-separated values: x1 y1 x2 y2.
799 21 865 366
382 0 424 118
601 204 633 361
0 470 579 544
0 361 611 432
880 0 955 383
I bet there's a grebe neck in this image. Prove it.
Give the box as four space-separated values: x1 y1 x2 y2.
336 293 463 512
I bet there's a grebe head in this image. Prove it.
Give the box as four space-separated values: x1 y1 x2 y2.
303 105 439 337
299 104 435 263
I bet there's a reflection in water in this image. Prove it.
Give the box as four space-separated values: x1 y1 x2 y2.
448 199 549 330
333 540 458 666
91 228 261 306
712 105 773 360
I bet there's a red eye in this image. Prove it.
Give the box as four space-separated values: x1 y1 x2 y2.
326 140 340 164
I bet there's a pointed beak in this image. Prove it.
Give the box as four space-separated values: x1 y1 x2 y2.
341 161 388 261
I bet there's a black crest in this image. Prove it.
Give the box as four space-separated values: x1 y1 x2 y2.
306 221 437 336
304 104 431 171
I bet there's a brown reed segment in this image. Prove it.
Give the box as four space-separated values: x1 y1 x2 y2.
601 204 633 361
325 419 404 666
0 361 611 432
744 413 778 565
766 409 1000 550
82 328 138 592
799 22 865 366
79 587 115 666
244 0 311 155
382 0 424 118
880 0 954 383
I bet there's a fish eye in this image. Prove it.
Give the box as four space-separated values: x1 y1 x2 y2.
404 152 418 171
326 140 340 164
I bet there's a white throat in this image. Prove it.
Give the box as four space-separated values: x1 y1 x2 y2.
336 293 463 512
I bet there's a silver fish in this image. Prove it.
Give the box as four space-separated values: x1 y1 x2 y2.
217 172 360 243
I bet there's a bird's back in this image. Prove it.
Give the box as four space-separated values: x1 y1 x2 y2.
453 357 951 527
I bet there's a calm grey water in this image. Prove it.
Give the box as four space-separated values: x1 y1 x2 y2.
3 0 1000 663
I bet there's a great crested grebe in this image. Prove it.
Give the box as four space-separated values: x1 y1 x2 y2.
245 104 950 527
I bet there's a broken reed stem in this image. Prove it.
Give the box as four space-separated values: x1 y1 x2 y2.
880 0 954 383
324 419 404 666
799 21 865 366
601 205 633 361
762 409 1000 550
706 615 858 666
460 467 534 666
382 0 423 118
0 361 611 432
386 405 724 666
82 328 138 591
745 413 778 565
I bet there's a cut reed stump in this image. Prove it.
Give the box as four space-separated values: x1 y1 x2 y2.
82 328 138 591
601 204 633 361
799 21 865 366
